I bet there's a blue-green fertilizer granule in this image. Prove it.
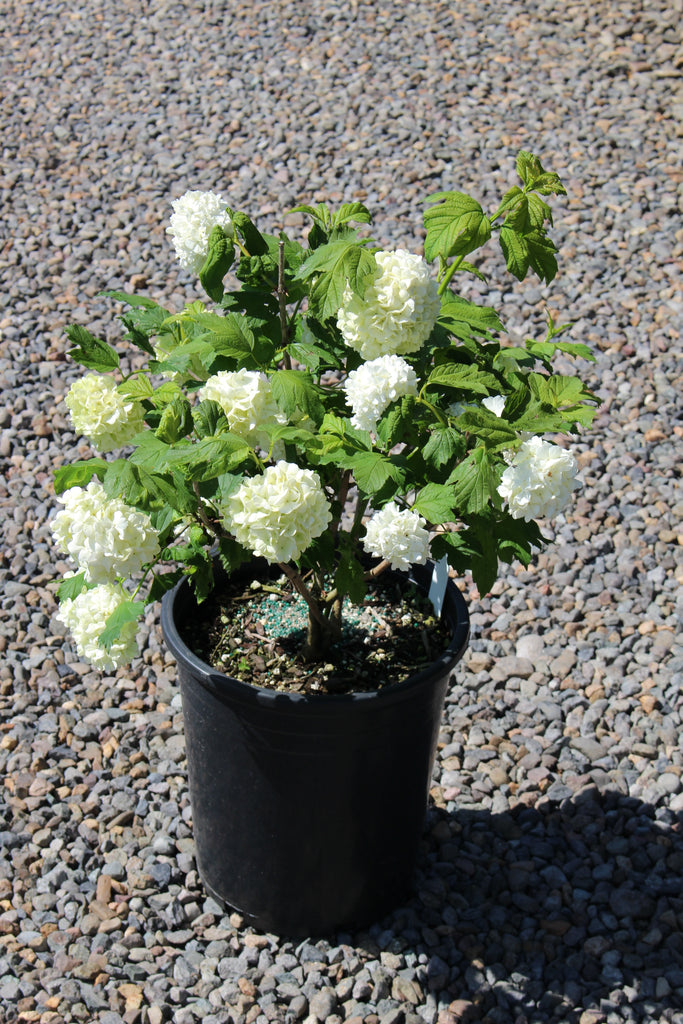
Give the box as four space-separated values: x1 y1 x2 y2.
181 571 453 696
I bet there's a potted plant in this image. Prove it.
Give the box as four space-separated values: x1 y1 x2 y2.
50 152 598 935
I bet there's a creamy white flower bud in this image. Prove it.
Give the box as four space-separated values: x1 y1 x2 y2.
498 436 578 521
65 374 145 453
225 462 332 564
57 583 139 672
363 502 430 572
198 369 285 450
51 480 159 582
344 354 418 432
482 394 506 417
167 189 233 275
337 250 440 360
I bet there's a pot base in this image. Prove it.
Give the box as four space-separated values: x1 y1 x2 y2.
162 561 469 937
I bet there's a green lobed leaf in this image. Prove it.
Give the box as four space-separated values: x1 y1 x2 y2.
54 459 108 494
497 387 529 422
221 287 280 321
193 311 257 356
526 339 596 364
497 515 545 567
155 396 194 444
213 473 244 506
99 600 146 651
117 375 154 401
527 193 553 229
454 408 518 450
426 362 500 395
350 452 404 496
102 460 156 509
447 446 500 514
235 252 278 290
333 547 367 604
259 423 320 453
290 203 331 226
528 373 600 416
497 185 524 217
270 369 325 424
199 226 235 303
296 239 376 320
504 196 535 234
532 173 567 197
152 339 218 376
422 426 465 469
186 552 214 604
374 404 408 450
193 400 229 439
517 151 539 186
99 290 158 309
331 202 372 229
438 294 504 342
119 305 169 355
492 346 535 372
515 152 565 195
231 211 269 255
499 226 530 281
150 382 183 409
147 570 184 603
287 339 333 372
128 432 179 472
180 435 253 481
320 414 372 452
57 571 89 601
470 528 499 597
150 505 177 538
65 325 119 372
297 315 347 367
525 230 559 283
423 192 492 263
217 536 250 575
412 483 459 525
429 530 480 574
454 260 489 283
515 151 567 196
500 208 559 283
289 317 342 371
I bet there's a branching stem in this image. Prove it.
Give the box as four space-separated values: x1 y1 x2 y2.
437 253 466 295
277 562 326 627
192 483 223 540
330 469 352 537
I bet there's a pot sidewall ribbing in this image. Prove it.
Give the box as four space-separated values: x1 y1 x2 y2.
161 562 469 937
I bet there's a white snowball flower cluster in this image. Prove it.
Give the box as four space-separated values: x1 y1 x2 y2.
167 189 233 275
52 480 160 582
199 369 286 450
498 436 578 521
56 583 139 672
344 354 419 432
225 462 332 564
363 502 430 572
65 373 146 452
337 250 440 360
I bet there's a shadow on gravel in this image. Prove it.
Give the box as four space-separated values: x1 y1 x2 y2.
409 788 683 1021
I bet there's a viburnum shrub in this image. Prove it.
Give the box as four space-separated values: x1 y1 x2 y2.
51 151 598 670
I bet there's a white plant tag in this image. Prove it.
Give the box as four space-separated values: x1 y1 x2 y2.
428 556 449 616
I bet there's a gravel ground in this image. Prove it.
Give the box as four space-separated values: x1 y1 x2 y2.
1 1 682 1022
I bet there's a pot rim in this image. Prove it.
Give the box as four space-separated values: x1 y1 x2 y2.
161 560 469 710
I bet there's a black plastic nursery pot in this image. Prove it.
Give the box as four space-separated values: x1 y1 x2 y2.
160 561 469 937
